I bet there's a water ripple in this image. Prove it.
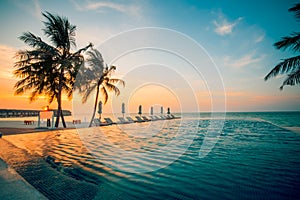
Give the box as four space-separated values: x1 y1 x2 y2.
5 117 300 199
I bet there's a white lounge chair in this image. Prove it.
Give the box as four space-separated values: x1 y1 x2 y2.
94 118 112 126
149 116 158 121
93 118 101 126
118 117 132 124
170 114 181 119
159 116 166 120
104 118 116 125
126 117 137 123
142 116 151 121
135 116 145 122
154 116 161 120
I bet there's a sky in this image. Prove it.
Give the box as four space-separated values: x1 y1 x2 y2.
0 0 299 114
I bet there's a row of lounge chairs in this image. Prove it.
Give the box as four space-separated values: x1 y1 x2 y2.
93 114 180 126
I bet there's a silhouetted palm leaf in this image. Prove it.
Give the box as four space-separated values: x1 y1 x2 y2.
109 78 125 87
274 32 300 52
77 48 125 127
265 3 300 89
264 55 300 80
280 69 300 90
289 3 300 21
14 12 91 128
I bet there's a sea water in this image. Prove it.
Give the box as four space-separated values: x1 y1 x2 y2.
5 112 300 199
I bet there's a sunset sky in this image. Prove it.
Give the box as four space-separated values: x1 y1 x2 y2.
0 0 299 114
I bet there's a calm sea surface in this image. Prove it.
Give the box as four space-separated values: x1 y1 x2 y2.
6 112 300 199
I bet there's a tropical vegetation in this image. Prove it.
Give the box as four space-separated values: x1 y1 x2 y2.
265 3 300 90
76 48 125 127
13 12 92 127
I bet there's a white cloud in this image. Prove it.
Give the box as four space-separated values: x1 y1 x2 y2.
213 15 243 36
224 52 265 68
72 0 141 17
255 33 265 43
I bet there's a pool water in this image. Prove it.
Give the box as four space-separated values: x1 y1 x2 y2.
5 112 300 199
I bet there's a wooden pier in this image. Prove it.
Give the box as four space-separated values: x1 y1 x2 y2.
0 109 71 118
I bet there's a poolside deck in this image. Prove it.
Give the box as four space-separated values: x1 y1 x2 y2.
0 138 99 200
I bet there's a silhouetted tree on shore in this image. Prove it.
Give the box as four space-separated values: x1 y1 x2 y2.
76 48 125 127
14 12 92 128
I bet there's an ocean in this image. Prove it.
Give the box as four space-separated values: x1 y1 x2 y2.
4 112 300 199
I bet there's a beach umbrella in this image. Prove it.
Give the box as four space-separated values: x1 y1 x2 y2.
167 107 170 114
138 105 142 116
122 102 125 118
98 101 102 119
150 106 153 115
160 106 163 115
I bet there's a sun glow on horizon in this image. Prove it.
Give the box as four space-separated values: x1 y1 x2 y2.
126 84 181 114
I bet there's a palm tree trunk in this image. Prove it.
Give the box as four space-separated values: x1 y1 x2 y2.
55 107 60 128
89 84 100 127
61 110 66 127
55 68 67 128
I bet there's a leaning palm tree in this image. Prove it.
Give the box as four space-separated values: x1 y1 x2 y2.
14 12 92 128
76 48 125 127
265 3 300 90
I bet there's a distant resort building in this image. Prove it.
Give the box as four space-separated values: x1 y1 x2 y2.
0 109 72 118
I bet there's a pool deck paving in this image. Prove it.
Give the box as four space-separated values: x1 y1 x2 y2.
0 158 47 200
0 138 99 200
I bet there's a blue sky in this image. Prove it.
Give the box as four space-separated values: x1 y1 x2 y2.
0 0 299 112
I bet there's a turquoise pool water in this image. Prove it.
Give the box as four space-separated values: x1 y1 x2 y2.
8 112 300 199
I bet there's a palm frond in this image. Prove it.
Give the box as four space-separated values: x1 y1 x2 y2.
19 32 59 55
30 90 39 102
81 83 97 103
42 11 76 51
104 82 121 96
108 78 125 87
289 3 300 21
280 69 300 90
274 32 300 52
100 86 108 104
264 55 300 80
85 48 104 73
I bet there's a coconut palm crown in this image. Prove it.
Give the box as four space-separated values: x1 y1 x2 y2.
14 12 92 127
76 48 125 127
264 3 300 90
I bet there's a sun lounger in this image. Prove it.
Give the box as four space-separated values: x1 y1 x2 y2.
166 115 173 119
142 116 151 121
126 117 137 123
93 118 111 126
159 115 166 120
170 114 181 119
93 118 101 126
154 116 161 120
149 116 158 121
104 118 116 124
135 116 146 122
118 117 132 124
